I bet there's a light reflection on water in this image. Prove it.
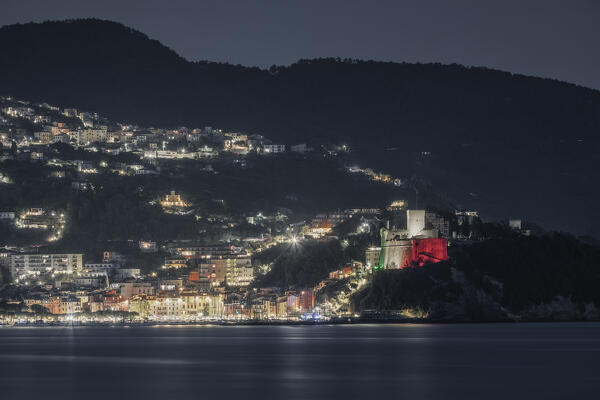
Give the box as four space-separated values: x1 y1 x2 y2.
0 323 599 400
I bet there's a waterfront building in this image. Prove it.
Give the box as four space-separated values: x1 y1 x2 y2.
59 295 83 314
251 296 278 320
223 293 248 319
153 295 184 318
181 292 223 317
300 290 315 312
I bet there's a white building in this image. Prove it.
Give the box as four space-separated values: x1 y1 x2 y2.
76 128 107 146
226 259 254 287
509 219 522 230
407 210 425 237
0 212 15 220
181 293 223 317
365 247 381 269
9 253 83 279
263 144 286 154
153 296 185 318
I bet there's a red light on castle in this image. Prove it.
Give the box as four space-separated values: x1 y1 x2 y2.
406 238 448 267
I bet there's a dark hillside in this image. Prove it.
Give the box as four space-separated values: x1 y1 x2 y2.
1 19 599 235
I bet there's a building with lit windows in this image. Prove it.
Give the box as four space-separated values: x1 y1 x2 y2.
160 191 188 207
262 144 286 153
181 292 223 317
76 128 107 146
9 253 83 279
152 295 184 318
365 247 381 269
225 258 254 287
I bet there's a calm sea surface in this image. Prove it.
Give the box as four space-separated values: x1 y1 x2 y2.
0 323 599 400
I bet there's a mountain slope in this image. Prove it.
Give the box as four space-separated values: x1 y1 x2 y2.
1 19 599 236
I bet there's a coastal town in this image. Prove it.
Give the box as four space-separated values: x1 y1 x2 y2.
0 95 529 325
2 8 599 400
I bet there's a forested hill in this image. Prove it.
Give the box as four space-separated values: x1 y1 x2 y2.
1 19 600 236
1 19 599 147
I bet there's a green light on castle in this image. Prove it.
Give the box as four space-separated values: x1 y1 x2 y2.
373 228 387 271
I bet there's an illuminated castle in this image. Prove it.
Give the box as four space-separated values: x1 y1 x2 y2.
378 209 448 269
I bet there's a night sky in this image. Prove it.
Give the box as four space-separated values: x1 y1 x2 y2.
2 0 599 90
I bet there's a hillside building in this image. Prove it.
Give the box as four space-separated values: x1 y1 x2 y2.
9 253 83 279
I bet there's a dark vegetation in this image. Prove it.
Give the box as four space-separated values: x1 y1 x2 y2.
352 264 459 314
453 233 600 311
253 239 345 288
352 232 600 321
1 19 597 150
254 231 377 289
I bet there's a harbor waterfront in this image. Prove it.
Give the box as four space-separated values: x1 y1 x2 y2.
1 323 599 400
